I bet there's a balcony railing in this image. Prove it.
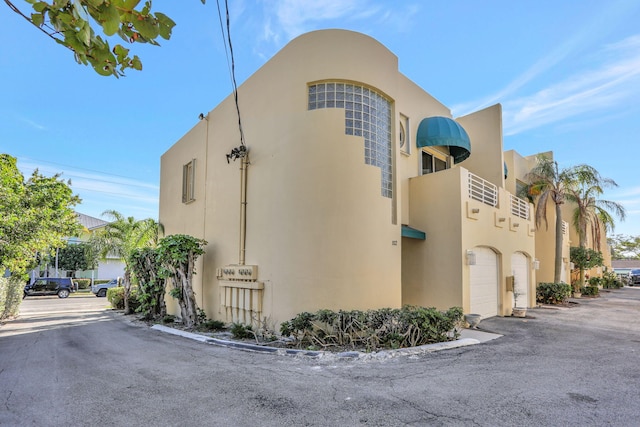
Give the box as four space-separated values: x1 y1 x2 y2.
510 194 529 220
468 172 498 207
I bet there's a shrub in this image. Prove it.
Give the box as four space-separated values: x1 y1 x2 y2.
161 314 176 324
601 271 623 289
280 306 463 352
0 277 23 320
197 319 226 332
231 322 254 339
74 278 91 290
536 282 571 305
581 285 599 296
587 277 602 287
107 287 140 311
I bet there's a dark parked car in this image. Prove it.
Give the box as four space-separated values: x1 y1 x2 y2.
630 269 640 286
23 277 75 298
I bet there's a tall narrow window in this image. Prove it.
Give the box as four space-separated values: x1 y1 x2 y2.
182 159 196 203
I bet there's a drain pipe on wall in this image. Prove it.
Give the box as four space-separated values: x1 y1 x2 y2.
238 149 249 266
226 144 249 266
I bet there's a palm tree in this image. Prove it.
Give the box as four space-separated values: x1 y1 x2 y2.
523 155 578 283
90 210 162 314
565 165 625 285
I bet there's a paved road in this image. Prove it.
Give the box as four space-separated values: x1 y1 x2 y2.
1 289 640 426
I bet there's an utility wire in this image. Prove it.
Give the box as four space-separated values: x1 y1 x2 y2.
216 0 246 147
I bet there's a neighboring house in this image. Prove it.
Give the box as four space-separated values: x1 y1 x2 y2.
160 29 540 326
30 212 125 281
73 212 125 281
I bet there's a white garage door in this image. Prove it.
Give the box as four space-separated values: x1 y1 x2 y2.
511 252 529 308
469 247 498 319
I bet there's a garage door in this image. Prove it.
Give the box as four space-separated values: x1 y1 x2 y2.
469 247 498 319
511 252 529 308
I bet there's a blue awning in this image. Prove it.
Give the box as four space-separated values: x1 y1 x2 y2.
416 117 471 163
401 225 426 240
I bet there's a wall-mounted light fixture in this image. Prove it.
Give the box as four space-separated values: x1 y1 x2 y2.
533 259 540 270
466 249 477 265
198 112 206 121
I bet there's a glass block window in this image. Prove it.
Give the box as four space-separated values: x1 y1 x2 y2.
309 82 393 199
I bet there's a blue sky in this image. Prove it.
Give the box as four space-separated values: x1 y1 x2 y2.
2 0 639 236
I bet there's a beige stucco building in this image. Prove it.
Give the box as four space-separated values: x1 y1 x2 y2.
160 29 541 327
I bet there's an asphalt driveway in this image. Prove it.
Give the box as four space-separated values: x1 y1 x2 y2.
1 288 640 426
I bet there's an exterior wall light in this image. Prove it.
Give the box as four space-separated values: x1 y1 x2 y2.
533 259 540 270
466 249 477 265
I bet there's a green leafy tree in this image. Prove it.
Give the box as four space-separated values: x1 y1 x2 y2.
128 246 165 320
5 0 206 77
57 242 97 276
608 234 640 260
0 154 80 319
564 165 625 286
570 247 604 291
157 234 206 328
90 210 161 314
523 155 579 283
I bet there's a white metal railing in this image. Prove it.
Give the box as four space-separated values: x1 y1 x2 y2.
468 172 498 207
510 194 529 220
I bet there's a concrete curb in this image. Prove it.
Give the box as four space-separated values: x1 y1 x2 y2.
151 324 488 360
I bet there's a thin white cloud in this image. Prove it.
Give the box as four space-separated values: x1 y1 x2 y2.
271 0 379 40
16 115 46 130
502 35 640 135
253 0 413 53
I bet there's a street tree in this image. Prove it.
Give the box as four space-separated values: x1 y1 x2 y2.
565 165 625 286
57 242 98 277
523 155 579 283
0 153 80 319
608 234 640 260
157 234 206 328
90 210 160 314
4 0 205 77
128 247 165 320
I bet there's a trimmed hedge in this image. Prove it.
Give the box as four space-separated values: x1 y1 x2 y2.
537 282 571 305
280 306 463 351
106 287 140 311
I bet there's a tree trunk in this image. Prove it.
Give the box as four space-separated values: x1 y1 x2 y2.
123 270 131 315
554 202 564 283
579 223 587 288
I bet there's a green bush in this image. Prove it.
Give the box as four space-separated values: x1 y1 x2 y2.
581 285 599 296
107 287 140 311
280 306 463 351
601 271 623 289
197 319 226 331
536 282 571 305
161 314 176 324
74 278 91 290
0 277 23 320
231 322 254 339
